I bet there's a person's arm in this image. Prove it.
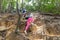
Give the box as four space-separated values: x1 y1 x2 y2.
31 17 36 25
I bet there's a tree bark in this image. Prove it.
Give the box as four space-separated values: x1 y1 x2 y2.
0 0 3 13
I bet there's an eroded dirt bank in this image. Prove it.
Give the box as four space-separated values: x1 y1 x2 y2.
0 13 60 40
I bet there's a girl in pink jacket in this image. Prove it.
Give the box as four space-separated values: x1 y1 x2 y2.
24 13 34 34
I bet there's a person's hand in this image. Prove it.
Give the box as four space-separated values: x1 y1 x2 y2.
31 23 34 25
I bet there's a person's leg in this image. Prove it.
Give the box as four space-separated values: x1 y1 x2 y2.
24 22 30 35
25 23 30 31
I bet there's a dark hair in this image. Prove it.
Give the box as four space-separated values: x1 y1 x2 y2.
22 9 26 13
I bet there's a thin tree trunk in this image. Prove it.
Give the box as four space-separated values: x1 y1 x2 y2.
15 0 21 33
0 0 2 13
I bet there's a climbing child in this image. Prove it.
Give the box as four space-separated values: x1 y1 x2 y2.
24 13 35 34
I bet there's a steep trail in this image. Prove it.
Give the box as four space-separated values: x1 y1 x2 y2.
0 13 44 40
0 13 60 40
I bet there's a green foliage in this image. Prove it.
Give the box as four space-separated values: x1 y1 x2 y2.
1 0 16 11
0 0 60 14
25 0 31 2
2 0 8 11
36 0 60 14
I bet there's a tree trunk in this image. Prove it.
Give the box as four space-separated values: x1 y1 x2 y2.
0 0 3 13
15 0 22 33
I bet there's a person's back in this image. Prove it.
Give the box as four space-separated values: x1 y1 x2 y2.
27 17 34 24
25 13 33 19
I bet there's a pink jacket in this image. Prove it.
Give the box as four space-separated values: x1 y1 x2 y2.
27 17 34 24
25 17 34 31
